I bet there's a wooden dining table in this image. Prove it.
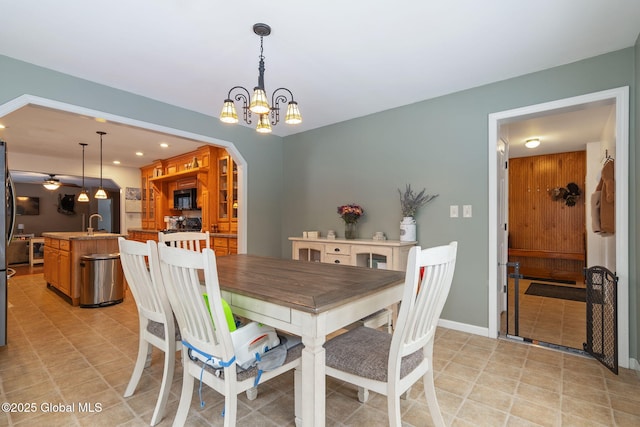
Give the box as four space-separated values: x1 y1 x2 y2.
214 254 406 427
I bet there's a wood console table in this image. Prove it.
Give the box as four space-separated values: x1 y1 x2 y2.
289 237 416 271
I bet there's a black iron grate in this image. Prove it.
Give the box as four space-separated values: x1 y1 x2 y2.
583 266 618 375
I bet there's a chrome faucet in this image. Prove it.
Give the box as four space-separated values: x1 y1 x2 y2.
87 213 103 235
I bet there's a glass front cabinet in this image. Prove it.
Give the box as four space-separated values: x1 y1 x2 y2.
217 153 238 233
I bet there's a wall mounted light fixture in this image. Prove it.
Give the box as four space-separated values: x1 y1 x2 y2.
220 23 302 134
94 131 107 199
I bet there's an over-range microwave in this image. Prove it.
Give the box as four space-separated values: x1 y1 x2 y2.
173 188 197 210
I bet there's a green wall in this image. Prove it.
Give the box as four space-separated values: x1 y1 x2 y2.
283 48 637 348
0 55 285 257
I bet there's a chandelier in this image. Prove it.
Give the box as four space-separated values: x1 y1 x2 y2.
219 23 302 134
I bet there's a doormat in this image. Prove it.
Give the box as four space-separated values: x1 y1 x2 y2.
525 283 586 302
522 276 576 285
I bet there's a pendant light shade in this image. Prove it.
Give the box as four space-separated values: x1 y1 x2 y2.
95 131 108 199
220 99 239 123
249 87 270 114
95 188 107 199
285 101 302 124
77 142 89 203
256 114 272 134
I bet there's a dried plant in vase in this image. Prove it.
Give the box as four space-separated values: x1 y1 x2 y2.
398 184 438 242
398 184 438 218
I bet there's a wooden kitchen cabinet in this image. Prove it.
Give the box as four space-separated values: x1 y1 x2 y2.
212 236 237 257
43 237 71 298
141 162 161 229
289 237 416 271
217 152 238 231
140 146 239 247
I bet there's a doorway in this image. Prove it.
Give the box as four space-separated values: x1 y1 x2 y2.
0 94 249 347
487 87 630 369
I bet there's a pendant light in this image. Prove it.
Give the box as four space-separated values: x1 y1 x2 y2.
94 131 107 199
220 23 302 133
77 143 89 202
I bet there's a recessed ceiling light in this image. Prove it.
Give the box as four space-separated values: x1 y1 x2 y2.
95 117 107 123
160 143 169 148
135 152 143 156
113 160 121 165
0 124 5 129
525 138 540 149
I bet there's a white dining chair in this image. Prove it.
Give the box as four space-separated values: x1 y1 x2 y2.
324 242 458 427
156 244 302 427
118 237 181 426
157 231 210 251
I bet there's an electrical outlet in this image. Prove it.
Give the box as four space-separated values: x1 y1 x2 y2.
463 205 472 218
449 205 459 218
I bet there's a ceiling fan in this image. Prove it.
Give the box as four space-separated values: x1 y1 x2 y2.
41 173 79 190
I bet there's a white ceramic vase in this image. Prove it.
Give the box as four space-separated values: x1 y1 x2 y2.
400 216 416 242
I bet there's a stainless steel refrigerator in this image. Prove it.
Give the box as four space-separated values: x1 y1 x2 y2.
1 140 16 346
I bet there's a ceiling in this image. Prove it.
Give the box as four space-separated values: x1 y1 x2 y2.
0 1 638 181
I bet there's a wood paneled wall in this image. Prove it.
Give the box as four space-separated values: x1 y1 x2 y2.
508 151 586 281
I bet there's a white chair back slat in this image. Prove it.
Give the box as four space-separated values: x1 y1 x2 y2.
157 244 233 364
394 242 458 357
158 231 210 252
118 238 171 324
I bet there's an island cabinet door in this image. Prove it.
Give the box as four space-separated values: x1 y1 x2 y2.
43 246 59 286
58 250 71 296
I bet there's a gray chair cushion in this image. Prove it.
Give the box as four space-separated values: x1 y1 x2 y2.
147 317 181 341
324 326 422 382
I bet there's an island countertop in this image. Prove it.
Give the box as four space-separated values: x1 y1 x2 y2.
42 232 127 241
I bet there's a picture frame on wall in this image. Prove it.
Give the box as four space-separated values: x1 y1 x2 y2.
125 187 142 213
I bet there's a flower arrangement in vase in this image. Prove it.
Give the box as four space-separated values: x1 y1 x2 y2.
398 184 438 241
337 203 364 239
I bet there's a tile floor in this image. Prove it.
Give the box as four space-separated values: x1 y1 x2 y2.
503 278 586 350
1 271 640 426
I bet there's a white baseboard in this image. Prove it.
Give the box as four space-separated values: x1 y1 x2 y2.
629 357 640 373
438 319 490 337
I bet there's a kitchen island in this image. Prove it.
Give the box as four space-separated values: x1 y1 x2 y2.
42 232 126 306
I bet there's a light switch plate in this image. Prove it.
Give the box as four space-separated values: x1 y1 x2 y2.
450 205 459 218
463 205 472 218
